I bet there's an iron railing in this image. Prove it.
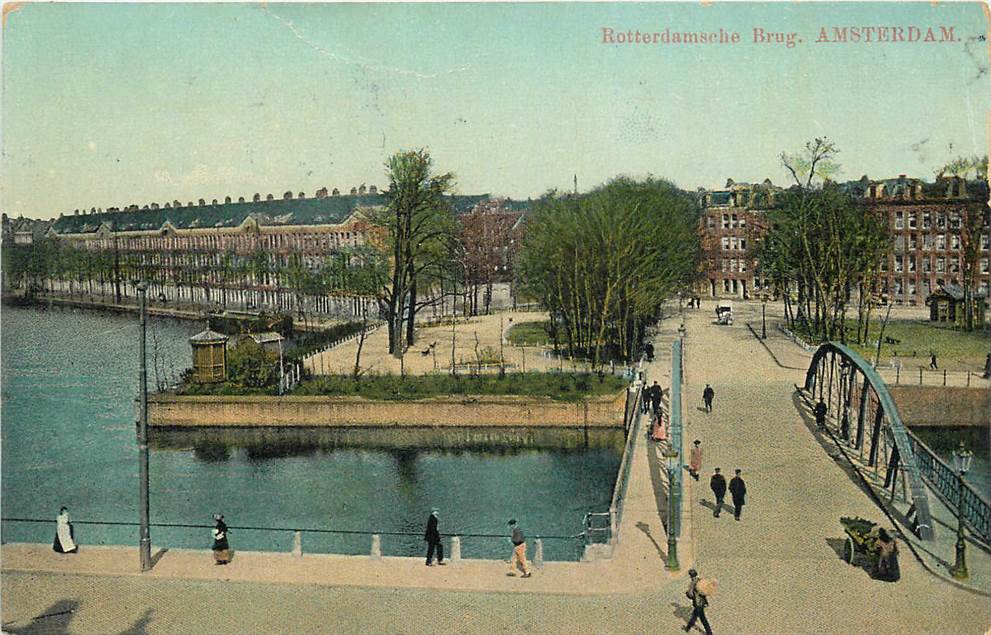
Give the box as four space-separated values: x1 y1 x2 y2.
905 431 991 544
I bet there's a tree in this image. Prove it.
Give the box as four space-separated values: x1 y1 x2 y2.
780 137 841 188
369 149 456 356
227 339 280 389
517 177 700 367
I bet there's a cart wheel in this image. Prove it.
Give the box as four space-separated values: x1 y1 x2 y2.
844 537 855 564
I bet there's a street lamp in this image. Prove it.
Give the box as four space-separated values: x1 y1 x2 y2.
950 443 973 579
761 294 768 339
136 282 152 572
662 447 680 571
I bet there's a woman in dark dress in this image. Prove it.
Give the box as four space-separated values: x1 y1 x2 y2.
875 528 900 582
212 514 231 565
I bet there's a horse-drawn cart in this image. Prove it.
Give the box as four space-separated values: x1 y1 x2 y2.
840 516 881 567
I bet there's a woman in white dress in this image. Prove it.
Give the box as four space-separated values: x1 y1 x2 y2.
53 506 78 553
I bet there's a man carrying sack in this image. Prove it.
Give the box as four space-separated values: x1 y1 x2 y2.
684 569 716 634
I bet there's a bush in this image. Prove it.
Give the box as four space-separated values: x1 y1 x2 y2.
227 340 280 389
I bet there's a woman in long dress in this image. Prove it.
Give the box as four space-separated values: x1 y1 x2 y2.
53 507 77 553
651 411 667 442
212 514 231 564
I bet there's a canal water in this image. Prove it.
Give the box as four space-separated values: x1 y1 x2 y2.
909 426 991 500
1 306 622 561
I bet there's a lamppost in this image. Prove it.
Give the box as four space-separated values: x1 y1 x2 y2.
663 447 680 571
761 294 768 339
136 282 152 572
950 442 973 579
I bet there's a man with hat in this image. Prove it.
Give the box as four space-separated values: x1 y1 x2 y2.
684 568 714 634
424 508 445 566
507 519 531 578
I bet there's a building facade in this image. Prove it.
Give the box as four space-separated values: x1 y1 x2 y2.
698 175 991 306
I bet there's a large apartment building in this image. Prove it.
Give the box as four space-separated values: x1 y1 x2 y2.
698 175 990 305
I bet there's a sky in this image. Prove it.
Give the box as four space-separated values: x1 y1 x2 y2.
2 2 989 219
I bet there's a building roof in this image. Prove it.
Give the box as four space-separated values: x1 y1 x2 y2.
51 193 498 235
189 329 229 343
249 332 284 345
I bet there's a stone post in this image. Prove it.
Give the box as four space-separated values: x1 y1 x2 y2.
371 534 382 560
450 536 462 563
292 531 302 557
533 538 544 568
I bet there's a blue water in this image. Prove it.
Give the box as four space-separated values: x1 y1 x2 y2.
1 305 621 560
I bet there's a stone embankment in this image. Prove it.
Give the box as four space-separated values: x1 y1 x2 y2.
888 386 990 427
148 391 627 428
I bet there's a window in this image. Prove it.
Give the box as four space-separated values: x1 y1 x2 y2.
723 279 731 293
893 280 903 294
731 214 738 229
936 257 945 272
707 216 716 229
922 258 931 273
950 212 961 230
895 212 904 229
739 216 746 228
722 237 730 250
908 258 916 273
950 259 960 273
908 282 916 296
721 259 729 272
894 257 903 273
937 213 946 229
950 235 961 250
908 213 917 229
937 235 946 250
923 235 933 249
981 258 989 274
894 236 905 252
909 235 918 251
981 234 990 251
722 214 730 229
730 237 738 250
922 212 931 229
740 239 747 251
739 259 747 273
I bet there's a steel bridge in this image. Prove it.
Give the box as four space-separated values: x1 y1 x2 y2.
803 342 937 541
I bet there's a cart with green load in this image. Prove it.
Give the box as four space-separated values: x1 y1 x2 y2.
840 516 883 567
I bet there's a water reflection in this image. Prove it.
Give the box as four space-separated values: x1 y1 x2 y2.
150 426 627 460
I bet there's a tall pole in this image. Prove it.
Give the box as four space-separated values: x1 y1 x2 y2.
761 298 767 339
137 282 152 572
665 459 679 571
951 471 969 579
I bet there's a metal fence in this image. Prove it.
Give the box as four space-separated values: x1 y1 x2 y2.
904 431 991 544
875 366 987 388
606 378 644 544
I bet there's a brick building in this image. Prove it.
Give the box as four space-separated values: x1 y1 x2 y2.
698 175 991 306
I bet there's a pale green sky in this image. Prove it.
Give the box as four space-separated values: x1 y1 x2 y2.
3 2 988 219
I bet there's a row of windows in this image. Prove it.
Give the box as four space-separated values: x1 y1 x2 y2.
886 256 990 274
721 237 747 251
87 229 358 252
894 210 967 231
720 258 748 273
890 280 990 296
706 213 749 230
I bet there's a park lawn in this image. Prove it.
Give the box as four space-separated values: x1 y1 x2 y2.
505 320 554 346
844 319 989 371
292 371 627 402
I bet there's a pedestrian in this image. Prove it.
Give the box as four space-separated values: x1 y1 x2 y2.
649 381 663 415
683 569 714 635
709 468 727 518
652 410 668 442
929 353 938 370
424 508 445 566
814 399 828 430
645 341 655 362
689 440 703 481
506 519 531 578
874 528 900 582
52 506 78 554
212 514 231 565
984 353 991 379
702 384 714 413
729 469 747 521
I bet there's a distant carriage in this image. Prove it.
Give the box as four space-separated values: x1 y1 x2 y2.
715 301 733 326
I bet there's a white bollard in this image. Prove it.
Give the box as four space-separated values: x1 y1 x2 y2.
450 536 462 563
370 534 382 560
533 538 544 568
292 531 302 557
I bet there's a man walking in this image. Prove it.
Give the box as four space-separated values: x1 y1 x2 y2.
684 569 713 634
929 352 938 370
507 519 531 578
649 381 663 416
814 399 828 430
729 469 747 521
709 468 727 518
424 508 445 566
702 384 715 413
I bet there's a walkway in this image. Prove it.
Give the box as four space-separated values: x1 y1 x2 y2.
679 302 991 634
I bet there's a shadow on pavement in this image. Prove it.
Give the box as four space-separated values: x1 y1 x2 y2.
3 599 79 634
635 521 665 561
119 608 155 635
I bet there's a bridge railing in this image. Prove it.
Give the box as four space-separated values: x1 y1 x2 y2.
607 376 644 544
904 432 991 544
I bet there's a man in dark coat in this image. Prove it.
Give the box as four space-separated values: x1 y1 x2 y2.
424 509 445 566
729 469 747 521
649 381 663 415
814 400 828 430
702 384 715 413
683 569 713 634
709 468 727 518
645 342 655 362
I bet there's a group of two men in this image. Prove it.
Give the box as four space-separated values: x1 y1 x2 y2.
424 511 531 578
708 467 747 521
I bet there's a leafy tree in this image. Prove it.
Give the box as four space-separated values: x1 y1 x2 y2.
227 339 280 388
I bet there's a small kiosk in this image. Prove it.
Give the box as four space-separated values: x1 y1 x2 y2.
189 329 229 383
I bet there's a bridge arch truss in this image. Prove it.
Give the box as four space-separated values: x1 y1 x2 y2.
804 342 935 541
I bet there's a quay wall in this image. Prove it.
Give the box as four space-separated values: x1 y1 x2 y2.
888 386 990 427
148 392 628 428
